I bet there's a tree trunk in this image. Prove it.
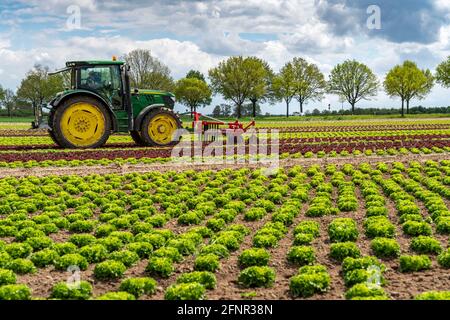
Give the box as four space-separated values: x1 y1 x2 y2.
299 100 303 114
251 99 257 118
190 106 193 119
237 103 242 119
406 99 410 114
351 102 355 115
286 101 290 118
7 107 11 118
401 99 405 117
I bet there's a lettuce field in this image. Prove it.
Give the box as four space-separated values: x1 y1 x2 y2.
0 119 449 300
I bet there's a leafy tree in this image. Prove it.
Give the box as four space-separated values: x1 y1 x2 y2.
384 61 434 117
247 57 274 118
142 72 174 91
186 70 206 82
212 105 222 118
17 64 64 116
123 49 174 91
0 89 16 117
233 103 262 117
328 60 379 114
405 68 434 113
174 77 212 117
209 56 268 118
292 58 326 114
436 56 450 88
222 104 232 117
211 104 232 118
271 62 297 118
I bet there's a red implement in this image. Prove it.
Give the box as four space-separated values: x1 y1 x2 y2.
192 112 255 134
192 112 256 142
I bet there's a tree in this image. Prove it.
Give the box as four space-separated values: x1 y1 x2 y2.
0 85 4 102
271 62 297 118
328 60 379 114
292 58 327 114
238 102 262 117
141 71 175 92
174 77 212 117
405 68 434 113
186 70 206 82
209 56 268 118
436 56 450 88
212 105 222 118
211 104 232 117
246 57 274 118
0 89 16 117
221 104 232 117
384 61 434 117
123 49 174 91
16 64 64 116
184 70 211 111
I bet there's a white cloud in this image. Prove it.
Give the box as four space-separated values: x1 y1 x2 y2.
0 36 224 90
0 0 448 113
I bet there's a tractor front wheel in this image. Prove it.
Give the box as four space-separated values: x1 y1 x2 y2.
51 96 111 148
140 108 182 147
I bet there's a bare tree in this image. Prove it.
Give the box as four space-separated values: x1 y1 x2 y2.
122 49 174 91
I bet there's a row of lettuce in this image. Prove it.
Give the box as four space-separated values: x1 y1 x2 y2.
0 145 450 169
0 161 449 299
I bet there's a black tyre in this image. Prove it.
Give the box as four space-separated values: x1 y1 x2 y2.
130 130 148 146
48 107 59 146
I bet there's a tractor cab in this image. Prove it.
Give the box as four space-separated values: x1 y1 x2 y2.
50 60 126 112
44 58 182 149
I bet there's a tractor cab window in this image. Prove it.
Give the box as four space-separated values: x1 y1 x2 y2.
80 67 111 91
79 66 123 110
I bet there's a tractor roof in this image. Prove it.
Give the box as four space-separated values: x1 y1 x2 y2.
66 60 124 67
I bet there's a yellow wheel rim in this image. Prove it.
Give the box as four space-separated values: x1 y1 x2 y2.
60 102 106 147
148 113 178 145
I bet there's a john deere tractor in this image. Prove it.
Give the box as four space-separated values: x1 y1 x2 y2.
45 58 182 148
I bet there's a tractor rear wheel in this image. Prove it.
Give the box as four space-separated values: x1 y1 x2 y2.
140 108 182 147
48 129 59 146
51 96 111 148
48 107 60 146
130 130 147 146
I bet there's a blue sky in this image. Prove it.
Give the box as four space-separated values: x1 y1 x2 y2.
0 0 449 114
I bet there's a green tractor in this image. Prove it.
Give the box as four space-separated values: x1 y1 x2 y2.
44 58 182 148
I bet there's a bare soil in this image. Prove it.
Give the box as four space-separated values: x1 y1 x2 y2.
1 153 449 179
4 155 449 300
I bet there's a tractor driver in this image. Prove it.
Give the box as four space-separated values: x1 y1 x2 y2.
86 70 103 90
